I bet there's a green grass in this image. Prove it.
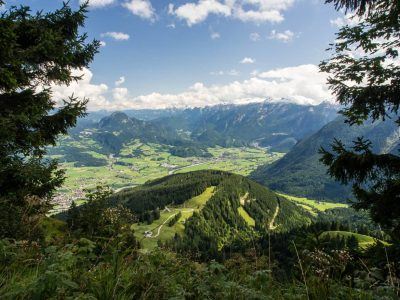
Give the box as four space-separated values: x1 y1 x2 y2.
238 207 255 227
278 193 348 214
131 187 215 250
40 217 67 243
184 187 215 208
320 231 390 250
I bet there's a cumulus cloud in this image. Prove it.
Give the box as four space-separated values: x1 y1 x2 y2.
85 64 332 110
240 57 255 64
50 68 110 111
112 87 129 102
115 76 125 86
50 65 332 110
101 32 130 41
82 0 115 8
268 29 294 42
250 32 261 42
99 41 107 47
170 0 294 26
122 0 156 21
172 0 231 26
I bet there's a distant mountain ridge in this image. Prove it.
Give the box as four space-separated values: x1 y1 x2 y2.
83 101 338 154
250 116 400 202
154 101 338 151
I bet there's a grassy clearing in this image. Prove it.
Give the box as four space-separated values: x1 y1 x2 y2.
184 187 215 209
320 231 390 250
131 187 215 250
278 193 348 213
238 207 255 227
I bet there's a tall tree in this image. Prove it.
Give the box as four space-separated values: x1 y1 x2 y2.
319 0 400 239
0 1 99 240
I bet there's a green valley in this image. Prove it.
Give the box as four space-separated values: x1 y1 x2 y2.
49 137 282 213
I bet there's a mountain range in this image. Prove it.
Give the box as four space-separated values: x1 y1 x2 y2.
250 116 400 202
71 101 339 155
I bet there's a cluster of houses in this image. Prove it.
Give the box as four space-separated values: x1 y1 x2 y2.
51 188 85 213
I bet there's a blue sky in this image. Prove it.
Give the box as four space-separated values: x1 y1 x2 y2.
3 0 348 110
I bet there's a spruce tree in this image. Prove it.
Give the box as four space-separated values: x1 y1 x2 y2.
319 0 400 239
0 1 99 240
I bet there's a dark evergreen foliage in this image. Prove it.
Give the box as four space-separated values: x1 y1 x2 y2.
319 0 400 239
0 1 98 240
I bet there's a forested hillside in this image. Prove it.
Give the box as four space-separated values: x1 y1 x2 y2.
251 116 400 201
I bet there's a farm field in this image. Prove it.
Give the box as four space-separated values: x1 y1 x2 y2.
49 137 283 213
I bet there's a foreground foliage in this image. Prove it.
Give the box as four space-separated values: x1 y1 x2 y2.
0 229 398 299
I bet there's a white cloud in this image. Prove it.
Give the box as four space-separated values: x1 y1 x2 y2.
99 41 107 47
168 3 175 15
227 69 240 76
122 0 156 21
51 65 332 111
210 31 220 39
268 30 294 42
112 87 129 102
240 57 255 64
167 23 176 29
234 5 284 23
210 69 240 76
115 76 125 86
101 32 130 41
250 32 261 42
209 26 221 39
210 70 225 76
330 13 361 27
50 68 110 111
172 0 231 26
250 69 259 76
93 64 333 110
170 0 295 26
81 0 115 8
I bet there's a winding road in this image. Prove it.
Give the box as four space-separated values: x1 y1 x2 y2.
150 209 195 238
168 162 209 175
151 213 177 238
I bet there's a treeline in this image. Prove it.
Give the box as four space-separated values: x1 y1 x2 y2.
108 170 235 219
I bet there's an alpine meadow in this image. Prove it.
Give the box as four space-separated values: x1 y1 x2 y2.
1 0 400 299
